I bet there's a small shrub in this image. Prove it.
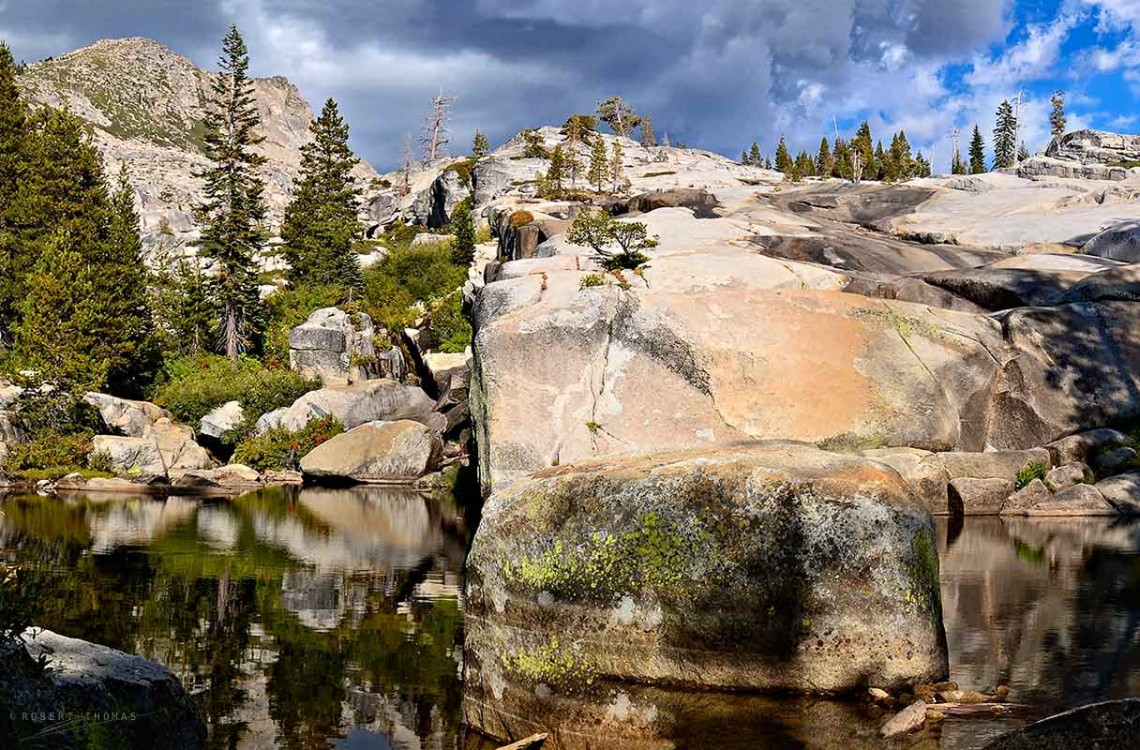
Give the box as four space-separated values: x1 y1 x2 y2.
3 431 95 478
579 274 607 290
508 210 535 228
0 567 42 645
151 355 318 427
362 243 468 333
446 157 477 189
232 416 344 471
1016 461 1049 489
643 170 676 178
87 449 115 475
521 129 550 159
427 291 472 354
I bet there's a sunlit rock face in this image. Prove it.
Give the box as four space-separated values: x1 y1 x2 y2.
464 442 948 740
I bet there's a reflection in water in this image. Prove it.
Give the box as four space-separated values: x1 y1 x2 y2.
0 487 479 750
0 491 1137 750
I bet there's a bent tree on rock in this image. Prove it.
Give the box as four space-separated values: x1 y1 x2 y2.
196 25 268 363
567 209 658 271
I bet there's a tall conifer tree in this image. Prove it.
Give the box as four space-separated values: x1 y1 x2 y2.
280 97 363 290
969 125 987 174
196 25 267 362
1050 90 1067 138
992 100 1018 169
775 137 792 173
0 42 27 339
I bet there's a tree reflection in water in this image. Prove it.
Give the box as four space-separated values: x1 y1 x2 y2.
0 486 473 750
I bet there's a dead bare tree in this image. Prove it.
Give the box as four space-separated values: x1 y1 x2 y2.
399 133 414 196
419 91 454 162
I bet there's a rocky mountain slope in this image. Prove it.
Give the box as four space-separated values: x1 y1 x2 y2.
17 37 378 253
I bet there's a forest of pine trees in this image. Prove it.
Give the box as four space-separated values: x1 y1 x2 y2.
751 122 932 182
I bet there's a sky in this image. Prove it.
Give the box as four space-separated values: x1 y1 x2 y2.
0 0 1137 172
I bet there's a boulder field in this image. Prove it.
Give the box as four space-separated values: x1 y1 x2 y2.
459 128 1140 744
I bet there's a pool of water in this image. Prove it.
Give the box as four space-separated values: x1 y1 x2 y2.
0 489 1137 749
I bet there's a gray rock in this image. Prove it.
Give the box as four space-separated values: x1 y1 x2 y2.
985 698 1140 749
199 400 244 439
92 419 213 478
0 629 205 748
289 307 379 386
1081 221 1140 263
1045 129 1140 165
1001 479 1053 515
919 267 1085 310
299 420 442 483
173 464 262 490
1016 156 1130 181
83 392 171 438
1045 462 1093 491
1091 446 1139 479
1019 484 1116 517
1062 265 1140 303
1046 428 1131 465
465 442 947 727
256 380 436 434
948 477 1017 516
1095 471 1140 514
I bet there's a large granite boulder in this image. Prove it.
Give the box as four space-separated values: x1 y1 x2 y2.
84 392 172 438
0 630 205 749
199 400 244 440
991 301 1140 449
0 382 22 443
1081 222 1140 263
1062 264 1140 303
289 307 380 386
465 442 947 736
92 418 213 478
256 379 437 433
473 278 1006 490
299 420 442 483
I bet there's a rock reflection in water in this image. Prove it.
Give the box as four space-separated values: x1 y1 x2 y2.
0 486 472 750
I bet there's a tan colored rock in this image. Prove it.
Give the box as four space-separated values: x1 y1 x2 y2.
948 478 1017 516
1001 479 1053 515
300 421 443 483
93 419 212 477
880 701 928 738
1045 462 1093 491
909 450 1051 515
256 379 436 433
84 392 171 438
1096 471 1140 514
1019 484 1116 516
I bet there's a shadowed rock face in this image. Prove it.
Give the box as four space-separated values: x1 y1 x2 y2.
465 442 948 736
984 700 1140 750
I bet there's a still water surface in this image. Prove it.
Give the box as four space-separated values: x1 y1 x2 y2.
0 488 1136 749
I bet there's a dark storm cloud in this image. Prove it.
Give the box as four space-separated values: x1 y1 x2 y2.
1 0 1014 168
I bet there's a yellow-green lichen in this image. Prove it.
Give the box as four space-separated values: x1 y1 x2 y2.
504 636 594 685
903 529 940 613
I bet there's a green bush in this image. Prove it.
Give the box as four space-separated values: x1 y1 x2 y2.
232 416 344 471
1016 461 1049 489
579 273 607 289
2 430 103 479
362 244 468 333
427 291 472 354
0 568 42 645
151 354 318 427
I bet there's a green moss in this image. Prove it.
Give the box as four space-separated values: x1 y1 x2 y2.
503 511 710 601
903 529 939 613
504 635 594 686
855 307 941 341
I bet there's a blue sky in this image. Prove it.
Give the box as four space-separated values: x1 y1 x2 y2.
0 0 1137 172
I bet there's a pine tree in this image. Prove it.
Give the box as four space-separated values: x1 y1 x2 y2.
450 198 476 266
473 129 490 158
816 137 833 177
951 147 965 175
610 140 626 193
1018 142 1030 162
639 114 656 147
992 100 1017 170
562 119 586 189
546 144 566 196
12 234 106 390
596 96 640 137
775 137 792 173
749 142 763 166
588 135 609 192
833 138 852 179
1050 90 1067 138
280 97 363 290
873 141 886 181
913 151 931 178
886 131 913 182
0 42 27 339
99 166 159 395
196 25 268 362
853 122 876 180
969 124 987 174
741 149 750 165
